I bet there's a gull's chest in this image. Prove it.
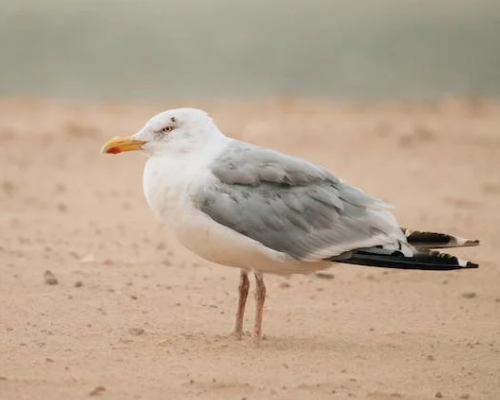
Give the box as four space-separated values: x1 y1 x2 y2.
142 157 196 223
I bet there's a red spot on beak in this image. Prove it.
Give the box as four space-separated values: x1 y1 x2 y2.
107 147 122 154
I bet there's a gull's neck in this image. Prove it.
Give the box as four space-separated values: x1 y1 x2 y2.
142 129 231 224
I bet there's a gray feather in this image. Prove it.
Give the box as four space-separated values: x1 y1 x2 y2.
193 140 404 260
211 141 336 186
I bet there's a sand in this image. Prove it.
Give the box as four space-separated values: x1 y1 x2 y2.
0 98 499 400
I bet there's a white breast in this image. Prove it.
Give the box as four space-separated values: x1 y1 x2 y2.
143 156 188 224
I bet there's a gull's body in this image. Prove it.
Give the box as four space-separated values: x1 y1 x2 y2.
142 136 405 275
143 139 328 275
102 108 479 343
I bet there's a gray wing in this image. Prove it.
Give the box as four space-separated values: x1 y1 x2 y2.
193 140 406 261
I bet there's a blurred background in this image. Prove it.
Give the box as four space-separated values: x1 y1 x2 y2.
1 0 500 100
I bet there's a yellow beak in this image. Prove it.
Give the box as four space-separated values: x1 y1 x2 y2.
100 136 147 154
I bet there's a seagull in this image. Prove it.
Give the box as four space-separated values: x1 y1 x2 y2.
101 108 479 344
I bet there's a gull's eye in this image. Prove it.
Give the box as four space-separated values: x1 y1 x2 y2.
161 126 173 133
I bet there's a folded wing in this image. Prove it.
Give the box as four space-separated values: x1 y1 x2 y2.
193 140 410 261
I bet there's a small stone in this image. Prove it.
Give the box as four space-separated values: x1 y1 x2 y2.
460 395 470 399
279 282 291 289
415 125 434 141
89 386 106 396
69 251 79 259
45 358 54 363
315 272 335 280
462 292 477 299
128 328 145 336
74 281 83 288
103 259 114 266
1 180 16 196
399 135 414 147
435 391 443 398
55 183 66 193
427 355 435 361
44 270 58 285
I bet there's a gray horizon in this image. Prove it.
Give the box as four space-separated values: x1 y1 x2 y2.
1 0 500 100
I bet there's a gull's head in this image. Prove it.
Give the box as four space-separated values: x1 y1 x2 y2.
101 108 222 156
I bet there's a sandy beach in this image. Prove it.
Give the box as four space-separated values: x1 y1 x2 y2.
0 98 498 400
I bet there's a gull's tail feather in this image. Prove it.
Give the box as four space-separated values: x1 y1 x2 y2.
401 228 480 250
330 248 478 271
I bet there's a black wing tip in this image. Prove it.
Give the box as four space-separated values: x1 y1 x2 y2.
464 261 479 269
334 249 479 271
402 228 481 249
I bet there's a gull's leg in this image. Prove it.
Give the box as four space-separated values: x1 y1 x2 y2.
233 269 250 340
253 271 266 345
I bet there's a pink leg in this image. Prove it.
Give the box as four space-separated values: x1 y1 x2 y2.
233 269 250 340
253 271 266 345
